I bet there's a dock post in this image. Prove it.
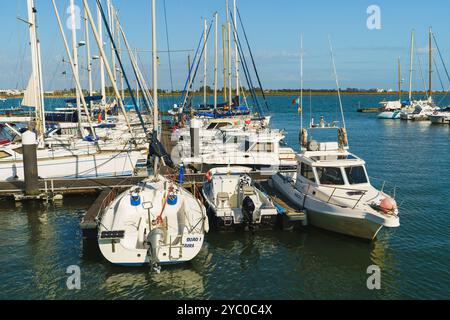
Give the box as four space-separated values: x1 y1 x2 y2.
190 118 201 158
22 130 40 196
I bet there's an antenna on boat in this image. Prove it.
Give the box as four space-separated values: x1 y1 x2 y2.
328 36 346 130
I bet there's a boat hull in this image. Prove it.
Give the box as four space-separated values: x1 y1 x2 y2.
0 151 145 181
270 174 392 241
378 111 401 119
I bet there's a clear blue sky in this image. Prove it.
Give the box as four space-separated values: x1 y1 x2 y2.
1 0 449 91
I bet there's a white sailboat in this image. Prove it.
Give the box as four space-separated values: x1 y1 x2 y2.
400 28 440 121
202 166 278 230
0 0 151 183
98 0 208 269
271 38 400 241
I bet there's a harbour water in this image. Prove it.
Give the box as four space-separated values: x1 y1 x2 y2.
1 94 449 300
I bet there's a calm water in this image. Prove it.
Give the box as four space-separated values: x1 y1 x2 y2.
1 94 449 300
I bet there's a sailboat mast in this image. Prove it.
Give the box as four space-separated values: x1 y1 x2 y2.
151 0 159 176
398 57 401 101
300 35 304 132
226 0 232 105
233 0 240 104
428 27 433 100
214 12 218 112
26 0 45 143
97 4 106 107
107 0 117 86
69 0 82 130
222 24 227 102
409 30 414 102
84 6 93 103
203 18 208 108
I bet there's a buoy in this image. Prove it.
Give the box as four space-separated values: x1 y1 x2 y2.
379 198 397 213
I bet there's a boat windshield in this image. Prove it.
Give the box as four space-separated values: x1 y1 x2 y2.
345 166 368 184
316 167 345 185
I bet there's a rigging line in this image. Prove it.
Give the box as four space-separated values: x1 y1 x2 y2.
229 8 261 114
96 0 147 134
180 30 205 108
236 8 271 113
181 17 214 109
229 13 262 116
433 57 445 92
163 0 175 107
114 11 152 115
432 33 450 84
328 36 346 130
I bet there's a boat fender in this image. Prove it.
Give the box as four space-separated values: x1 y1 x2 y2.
379 198 397 213
205 170 213 182
130 192 141 207
167 194 178 206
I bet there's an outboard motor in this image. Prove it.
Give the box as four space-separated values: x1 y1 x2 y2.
147 228 165 273
242 196 256 232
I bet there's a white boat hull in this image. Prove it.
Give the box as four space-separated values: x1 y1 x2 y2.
98 176 208 267
271 174 398 240
0 150 146 181
378 111 401 119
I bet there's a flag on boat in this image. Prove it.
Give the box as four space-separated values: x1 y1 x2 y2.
292 97 302 113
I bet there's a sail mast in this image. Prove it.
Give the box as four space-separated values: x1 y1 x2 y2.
398 57 401 101
222 24 227 102
300 35 304 132
97 4 106 107
214 12 218 112
152 0 159 176
408 30 414 102
69 0 82 131
226 0 232 105
84 5 93 104
428 27 433 100
26 0 45 144
233 0 239 104
203 18 208 108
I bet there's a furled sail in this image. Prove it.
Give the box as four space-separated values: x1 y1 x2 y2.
21 73 38 108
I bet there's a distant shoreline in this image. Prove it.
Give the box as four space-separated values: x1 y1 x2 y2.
1 90 447 99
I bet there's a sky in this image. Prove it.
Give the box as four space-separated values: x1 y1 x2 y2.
0 0 449 92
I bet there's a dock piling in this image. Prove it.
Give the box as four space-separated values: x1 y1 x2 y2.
22 131 40 196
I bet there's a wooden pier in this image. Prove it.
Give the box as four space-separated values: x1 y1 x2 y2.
0 175 148 200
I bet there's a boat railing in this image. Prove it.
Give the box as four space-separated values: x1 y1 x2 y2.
369 176 398 200
303 183 368 209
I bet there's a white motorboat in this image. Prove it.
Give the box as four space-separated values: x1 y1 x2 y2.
202 166 278 230
429 107 450 125
176 125 297 173
271 39 400 241
377 101 403 119
271 133 400 240
98 175 209 267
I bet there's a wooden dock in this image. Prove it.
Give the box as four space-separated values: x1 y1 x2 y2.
357 107 382 113
0 175 147 200
256 181 307 229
